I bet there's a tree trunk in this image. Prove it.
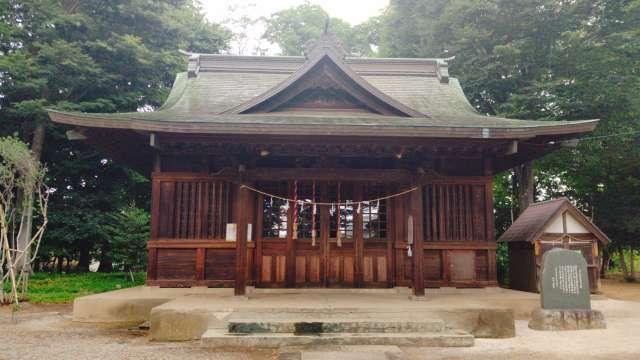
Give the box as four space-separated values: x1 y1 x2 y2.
77 239 90 272
15 122 45 272
630 250 636 282
618 248 630 281
56 256 63 273
98 258 113 272
601 249 612 278
514 161 534 217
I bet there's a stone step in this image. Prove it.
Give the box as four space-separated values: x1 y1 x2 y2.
228 318 445 334
278 345 406 360
201 329 474 348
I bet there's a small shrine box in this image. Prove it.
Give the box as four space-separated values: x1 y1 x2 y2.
499 198 610 293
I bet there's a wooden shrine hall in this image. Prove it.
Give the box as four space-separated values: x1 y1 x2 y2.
48 33 598 296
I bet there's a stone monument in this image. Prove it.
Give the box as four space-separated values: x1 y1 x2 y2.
528 248 606 330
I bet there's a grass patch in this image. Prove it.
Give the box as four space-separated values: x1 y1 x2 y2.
3 272 145 303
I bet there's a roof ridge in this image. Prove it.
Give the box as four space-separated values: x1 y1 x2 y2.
221 50 425 117
529 197 569 207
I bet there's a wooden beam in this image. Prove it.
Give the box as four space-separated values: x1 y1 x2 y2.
411 185 425 297
248 168 412 182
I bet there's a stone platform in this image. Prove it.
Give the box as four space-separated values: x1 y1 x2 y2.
74 286 551 347
528 308 607 330
71 286 623 348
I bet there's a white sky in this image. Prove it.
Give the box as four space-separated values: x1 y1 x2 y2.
199 0 389 55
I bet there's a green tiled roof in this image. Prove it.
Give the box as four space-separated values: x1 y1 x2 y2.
48 50 598 139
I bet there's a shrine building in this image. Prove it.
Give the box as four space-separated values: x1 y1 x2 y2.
48 34 598 297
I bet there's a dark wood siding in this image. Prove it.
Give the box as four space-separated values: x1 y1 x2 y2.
147 172 497 289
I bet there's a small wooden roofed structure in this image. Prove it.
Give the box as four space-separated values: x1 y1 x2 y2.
48 33 599 296
499 197 610 293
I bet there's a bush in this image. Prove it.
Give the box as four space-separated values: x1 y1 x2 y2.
101 204 150 272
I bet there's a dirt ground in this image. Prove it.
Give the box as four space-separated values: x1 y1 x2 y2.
600 276 640 301
2 281 640 360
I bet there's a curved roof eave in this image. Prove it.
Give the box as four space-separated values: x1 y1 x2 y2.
47 109 599 140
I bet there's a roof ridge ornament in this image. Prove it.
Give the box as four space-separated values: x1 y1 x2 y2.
304 30 347 60
180 50 201 78
436 56 454 84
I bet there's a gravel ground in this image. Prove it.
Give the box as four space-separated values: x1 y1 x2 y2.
600 277 640 301
404 317 640 360
0 304 275 360
2 297 640 360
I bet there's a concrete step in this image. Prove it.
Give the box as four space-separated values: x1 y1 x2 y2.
201 329 474 348
278 345 406 360
228 318 445 334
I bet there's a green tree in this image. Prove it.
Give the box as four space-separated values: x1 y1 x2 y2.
0 0 231 272
102 204 150 273
379 0 640 280
263 2 376 56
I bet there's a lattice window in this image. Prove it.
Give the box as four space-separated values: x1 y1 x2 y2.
296 202 320 239
261 182 289 238
325 181 353 239
262 197 288 238
330 203 354 238
363 200 387 239
156 180 231 239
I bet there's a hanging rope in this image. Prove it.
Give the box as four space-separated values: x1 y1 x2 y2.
239 184 418 206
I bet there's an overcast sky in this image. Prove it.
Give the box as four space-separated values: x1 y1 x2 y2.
199 0 389 55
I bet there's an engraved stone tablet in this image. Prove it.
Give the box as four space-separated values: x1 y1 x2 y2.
540 248 590 310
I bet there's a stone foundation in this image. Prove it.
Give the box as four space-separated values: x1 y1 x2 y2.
528 308 606 331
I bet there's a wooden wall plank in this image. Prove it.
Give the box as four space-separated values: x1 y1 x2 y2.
196 247 205 281
146 248 157 281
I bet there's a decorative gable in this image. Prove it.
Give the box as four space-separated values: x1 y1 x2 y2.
225 33 423 117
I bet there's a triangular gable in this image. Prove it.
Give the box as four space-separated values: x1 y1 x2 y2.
545 212 590 234
224 34 423 117
498 198 610 244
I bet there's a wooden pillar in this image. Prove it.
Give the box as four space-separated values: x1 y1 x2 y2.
285 181 296 287
483 157 497 283
320 183 329 287
234 182 249 296
411 185 425 297
393 194 405 286
147 172 161 283
354 184 364 287
483 157 495 242
255 194 264 287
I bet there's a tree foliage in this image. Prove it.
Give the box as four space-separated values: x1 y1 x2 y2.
2 0 638 281
378 0 640 278
263 2 378 56
101 204 150 273
0 0 231 271
0 136 48 305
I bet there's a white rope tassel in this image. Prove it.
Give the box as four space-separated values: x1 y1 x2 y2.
357 202 361 214
336 202 342 248
311 203 317 247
